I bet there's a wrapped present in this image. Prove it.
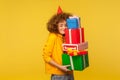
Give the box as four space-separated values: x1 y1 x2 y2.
65 28 84 44
67 18 79 29
62 41 88 51
62 51 89 71
69 16 81 28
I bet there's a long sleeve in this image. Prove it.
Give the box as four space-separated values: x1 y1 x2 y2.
43 33 56 63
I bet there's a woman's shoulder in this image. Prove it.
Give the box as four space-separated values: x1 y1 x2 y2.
48 33 57 39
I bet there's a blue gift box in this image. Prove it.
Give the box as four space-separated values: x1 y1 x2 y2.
66 18 79 29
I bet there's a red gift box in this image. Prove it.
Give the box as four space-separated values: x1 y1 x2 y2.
77 51 88 55
65 28 84 44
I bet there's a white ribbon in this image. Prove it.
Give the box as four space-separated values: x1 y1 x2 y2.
83 55 86 68
79 28 82 43
69 56 74 70
69 29 72 44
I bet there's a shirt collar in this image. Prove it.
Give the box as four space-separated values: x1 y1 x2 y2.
57 33 63 38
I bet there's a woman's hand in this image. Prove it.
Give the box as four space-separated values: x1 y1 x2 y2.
49 60 71 72
58 65 71 72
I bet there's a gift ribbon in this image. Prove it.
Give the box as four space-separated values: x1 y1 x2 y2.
79 28 82 43
67 48 80 56
69 56 74 70
69 29 72 44
83 55 86 68
68 28 83 44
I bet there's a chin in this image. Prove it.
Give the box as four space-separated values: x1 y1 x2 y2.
60 32 65 35
62 33 65 35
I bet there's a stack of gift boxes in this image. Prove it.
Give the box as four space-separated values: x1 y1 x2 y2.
62 16 89 71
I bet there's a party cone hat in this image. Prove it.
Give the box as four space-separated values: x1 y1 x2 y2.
57 6 63 14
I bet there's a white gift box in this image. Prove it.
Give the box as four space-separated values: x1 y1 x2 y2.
62 41 88 51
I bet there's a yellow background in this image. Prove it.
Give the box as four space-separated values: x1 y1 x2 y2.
0 0 120 80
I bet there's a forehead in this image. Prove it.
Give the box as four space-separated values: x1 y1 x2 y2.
58 20 66 23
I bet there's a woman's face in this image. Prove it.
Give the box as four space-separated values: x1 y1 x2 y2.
58 20 67 35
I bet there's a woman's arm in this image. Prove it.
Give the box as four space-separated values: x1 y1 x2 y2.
49 60 70 72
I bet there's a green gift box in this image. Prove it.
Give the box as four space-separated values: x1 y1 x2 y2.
62 51 89 71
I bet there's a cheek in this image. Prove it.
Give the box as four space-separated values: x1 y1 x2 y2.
58 27 61 31
58 26 63 31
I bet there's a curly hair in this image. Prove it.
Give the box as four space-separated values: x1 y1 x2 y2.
47 12 72 33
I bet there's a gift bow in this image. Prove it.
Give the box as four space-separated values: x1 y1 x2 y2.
67 48 78 56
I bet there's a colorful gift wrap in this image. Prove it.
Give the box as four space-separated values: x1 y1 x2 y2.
65 28 84 44
65 48 88 56
62 41 88 51
62 51 89 71
66 18 79 29
69 16 81 28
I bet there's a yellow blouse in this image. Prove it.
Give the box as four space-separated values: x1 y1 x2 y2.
43 33 73 75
